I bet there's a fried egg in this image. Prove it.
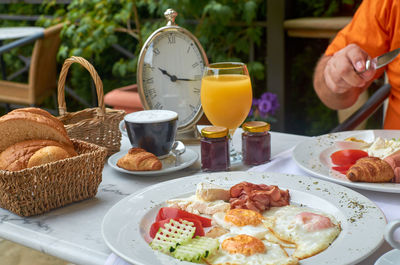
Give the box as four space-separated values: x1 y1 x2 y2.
363 137 400 159
206 233 298 265
262 205 341 260
212 208 268 239
264 229 296 249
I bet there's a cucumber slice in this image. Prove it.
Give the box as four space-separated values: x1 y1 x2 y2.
173 236 220 262
150 219 196 253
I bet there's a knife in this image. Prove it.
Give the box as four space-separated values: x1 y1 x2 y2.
364 47 400 71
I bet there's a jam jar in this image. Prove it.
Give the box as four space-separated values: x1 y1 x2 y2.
242 121 271 165
201 126 230 172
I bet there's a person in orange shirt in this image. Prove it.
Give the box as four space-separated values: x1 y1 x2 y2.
313 0 400 181
313 0 400 129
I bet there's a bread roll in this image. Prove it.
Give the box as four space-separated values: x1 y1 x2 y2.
117 147 162 171
28 146 71 168
0 139 77 171
346 157 394 182
0 111 73 152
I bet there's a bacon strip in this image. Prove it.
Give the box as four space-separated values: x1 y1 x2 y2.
229 181 290 212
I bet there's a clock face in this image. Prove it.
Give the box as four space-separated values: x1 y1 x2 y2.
138 27 207 131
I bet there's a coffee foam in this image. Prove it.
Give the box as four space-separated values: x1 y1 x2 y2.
124 110 178 123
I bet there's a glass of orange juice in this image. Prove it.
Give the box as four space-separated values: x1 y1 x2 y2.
201 62 253 163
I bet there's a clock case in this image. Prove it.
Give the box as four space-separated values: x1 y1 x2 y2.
137 21 209 143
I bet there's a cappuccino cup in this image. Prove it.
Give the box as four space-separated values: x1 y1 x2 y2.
385 220 400 249
119 110 178 157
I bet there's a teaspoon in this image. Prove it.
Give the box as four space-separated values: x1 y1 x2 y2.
171 141 186 166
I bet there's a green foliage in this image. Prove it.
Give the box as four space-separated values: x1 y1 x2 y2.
0 0 265 113
0 0 363 135
0 3 58 80
64 1 262 75
9 0 264 111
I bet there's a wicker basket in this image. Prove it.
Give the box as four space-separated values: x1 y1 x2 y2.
57 56 125 156
0 139 107 217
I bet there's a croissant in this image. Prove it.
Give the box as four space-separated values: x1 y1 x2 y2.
117 147 162 171
346 157 394 182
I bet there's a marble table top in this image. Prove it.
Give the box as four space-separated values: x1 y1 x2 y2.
0 131 394 265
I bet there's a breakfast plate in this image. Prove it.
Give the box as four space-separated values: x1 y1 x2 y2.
375 249 400 265
102 171 386 265
108 148 198 176
293 130 400 193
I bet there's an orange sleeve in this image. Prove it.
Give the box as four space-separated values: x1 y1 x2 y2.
325 0 391 59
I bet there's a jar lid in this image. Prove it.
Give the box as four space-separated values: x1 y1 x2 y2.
242 121 270 133
201 126 229 138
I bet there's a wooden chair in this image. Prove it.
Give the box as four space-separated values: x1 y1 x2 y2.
0 23 63 108
337 90 369 130
330 83 391 132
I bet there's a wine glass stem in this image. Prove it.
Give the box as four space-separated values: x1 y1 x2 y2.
229 129 242 163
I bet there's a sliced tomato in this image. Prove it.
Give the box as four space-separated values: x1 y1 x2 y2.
149 217 205 238
155 207 212 227
332 165 353 175
330 149 368 166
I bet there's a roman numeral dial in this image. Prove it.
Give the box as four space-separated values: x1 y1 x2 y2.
138 21 208 133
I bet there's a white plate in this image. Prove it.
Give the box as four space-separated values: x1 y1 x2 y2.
108 148 198 176
293 130 400 193
101 171 386 265
375 249 400 265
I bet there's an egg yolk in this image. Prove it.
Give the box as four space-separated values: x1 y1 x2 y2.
295 212 334 232
224 209 263 226
222 234 266 256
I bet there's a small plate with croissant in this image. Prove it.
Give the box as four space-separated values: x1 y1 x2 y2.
108 147 198 176
293 130 400 193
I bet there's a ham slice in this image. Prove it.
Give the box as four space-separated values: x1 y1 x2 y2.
229 181 290 212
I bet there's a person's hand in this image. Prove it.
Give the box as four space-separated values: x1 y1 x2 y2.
324 44 375 94
384 151 400 183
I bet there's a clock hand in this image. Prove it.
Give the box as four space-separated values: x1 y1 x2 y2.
158 67 196 81
158 67 177 82
176 77 196 81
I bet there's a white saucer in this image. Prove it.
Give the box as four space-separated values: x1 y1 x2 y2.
108 148 198 176
375 249 400 265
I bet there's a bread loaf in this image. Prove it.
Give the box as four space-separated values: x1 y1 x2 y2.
11 108 66 134
346 157 394 182
117 147 162 171
0 139 77 171
0 110 73 152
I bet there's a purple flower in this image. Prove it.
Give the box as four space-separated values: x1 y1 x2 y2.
258 99 272 116
270 101 280 115
247 92 280 121
252 98 260 106
261 92 277 102
260 92 280 115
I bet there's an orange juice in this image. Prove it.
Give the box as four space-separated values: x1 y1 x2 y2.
201 74 252 130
